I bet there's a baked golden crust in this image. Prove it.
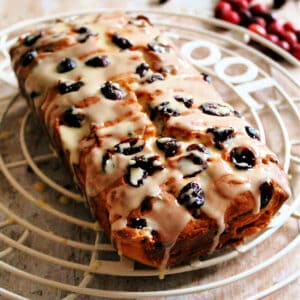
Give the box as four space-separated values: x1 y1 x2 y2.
10 12 290 269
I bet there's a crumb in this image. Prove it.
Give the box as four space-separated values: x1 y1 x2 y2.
36 198 47 207
0 131 13 140
58 195 69 205
93 221 101 231
159 272 165 280
90 260 102 270
33 181 46 193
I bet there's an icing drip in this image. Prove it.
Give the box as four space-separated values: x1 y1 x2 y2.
12 12 291 269
145 197 192 270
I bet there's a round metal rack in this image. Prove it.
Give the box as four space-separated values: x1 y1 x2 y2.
0 9 299 299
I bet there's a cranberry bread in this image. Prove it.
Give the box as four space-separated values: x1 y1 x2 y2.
10 12 290 268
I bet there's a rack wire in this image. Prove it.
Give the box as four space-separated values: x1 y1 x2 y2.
0 10 299 299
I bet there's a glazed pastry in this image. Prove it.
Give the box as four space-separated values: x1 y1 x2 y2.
10 12 290 268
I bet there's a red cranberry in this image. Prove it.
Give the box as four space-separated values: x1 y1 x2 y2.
250 4 268 15
266 33 279 44
248 24 267 36
277 40 291 52
296 31 300 42
283 31 298 47
292 44 300 60
283 21 297 33
215 1 232 18
253 17 266 28
222 10 241 25
273 0 287 10
228 0 249 11
239 10 253 27
268 21 285 38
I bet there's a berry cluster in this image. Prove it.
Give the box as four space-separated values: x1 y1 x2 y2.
214 0 300 60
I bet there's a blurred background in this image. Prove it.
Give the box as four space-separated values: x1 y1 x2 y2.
0 0 300 29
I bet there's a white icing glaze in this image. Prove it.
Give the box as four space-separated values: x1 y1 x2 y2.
12 12 291 269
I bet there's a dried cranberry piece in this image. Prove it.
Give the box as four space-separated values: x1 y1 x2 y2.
159 0 169 4
207 127 235 149
23 32 42 46
200 102 232 117
145 73 164 83
125 155 164 187
234 110 242 118
239 10 253 27
273 0 287 9
100 81 125 100
134 155 164 175
102 151 116 174
20 49 37 66
114 138 144 155
147 41 170 53
135 62 150 77
179 153 208 178
174 95 193 108
60 108 84 128
152 101 180 118
57 81 84 94
75 27 91 34
85 55 110 67
186 143 209 155
30 91 40 100
112 33 132 49
125 166 147 187
141 197 153 212
77 33 93 43
259 181 274 209
201 72 212 83
56 58 77 73
178 182 205 209
230 147 256 170
128 15 151 27
245 126 260 140
156 137 180 157
128 218 147 229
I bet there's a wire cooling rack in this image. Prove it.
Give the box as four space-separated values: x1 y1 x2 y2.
0 10 299 299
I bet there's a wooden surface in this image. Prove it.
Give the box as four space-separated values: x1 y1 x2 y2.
0 1 300 300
